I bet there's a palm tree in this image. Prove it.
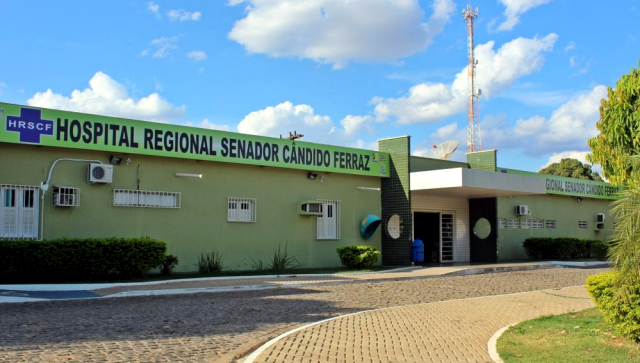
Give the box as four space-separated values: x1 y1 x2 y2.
609 156 640 295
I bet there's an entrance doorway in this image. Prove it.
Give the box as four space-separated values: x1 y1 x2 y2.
414 212 441 263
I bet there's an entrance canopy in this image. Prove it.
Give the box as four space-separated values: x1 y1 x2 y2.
410 168 546 198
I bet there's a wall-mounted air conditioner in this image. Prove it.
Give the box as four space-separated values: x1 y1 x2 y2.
300 201 323 216
515 205 529 216
595 213 605 230
88 163 113 184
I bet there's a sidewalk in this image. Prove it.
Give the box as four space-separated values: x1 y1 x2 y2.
242 285 595 363
0 261 607 303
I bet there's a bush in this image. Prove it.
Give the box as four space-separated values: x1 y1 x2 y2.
268 243 301 272
0 237 166 282
160 255 179 276
586 272 640 342
336 245 381 269
590 239 610 260
197 250 224 273
523 237 608 260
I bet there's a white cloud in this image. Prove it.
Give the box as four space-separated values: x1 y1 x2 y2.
236 101 377 146
228 0 455 69
167 9 202 22
372 34 558 124
148 1 161 17
186 119 231 132
496 0 553 31
481 85 607 155
541 151 589 168
187 50 208 62
142 36 179 58
27 72 186 123
564 41 576 52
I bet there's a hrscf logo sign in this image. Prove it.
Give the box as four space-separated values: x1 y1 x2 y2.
6 108 53 143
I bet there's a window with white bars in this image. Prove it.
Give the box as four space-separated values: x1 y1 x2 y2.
546 220 557 229
114 189 181 209
578 221 588 229
520 219 531 229
53 186 80 207
1 185 39 239
507 219 519 229
227 197 256 222
498 218 507 228
317 199 340 240
532 219 544 229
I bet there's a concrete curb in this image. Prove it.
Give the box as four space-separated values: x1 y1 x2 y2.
0 266 419 292
488 324 513 363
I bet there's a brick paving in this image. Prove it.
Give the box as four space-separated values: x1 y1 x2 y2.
0 268 606 363
249 286 593 363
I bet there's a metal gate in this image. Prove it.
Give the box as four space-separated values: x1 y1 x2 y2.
0 185 39 239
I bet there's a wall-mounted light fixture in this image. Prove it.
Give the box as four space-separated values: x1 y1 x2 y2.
109 155 123 165
175 173 204 179
308 172 318 180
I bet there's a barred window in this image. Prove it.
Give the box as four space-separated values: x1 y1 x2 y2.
532 219 544 229
520 219 531 229
114 189 181 209
228 197 256 222
498 218 507 229
507 219 519 229
546 220 556 229
1 185 39 239
578 221 588 229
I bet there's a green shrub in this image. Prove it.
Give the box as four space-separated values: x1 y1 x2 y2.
586 273 640 342
336 245 381 269
523 237 608 260
160 255 179 276
0 237 166 282
590 239 610 260
268 243 301 272
197 250 224 273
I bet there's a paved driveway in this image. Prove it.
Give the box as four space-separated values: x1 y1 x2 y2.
0 268 606 363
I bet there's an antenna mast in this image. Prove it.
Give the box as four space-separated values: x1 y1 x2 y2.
463 2 481 153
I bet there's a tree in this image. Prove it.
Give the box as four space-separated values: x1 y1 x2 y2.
608 157 640 292
588 61 640 186
539 158 604 181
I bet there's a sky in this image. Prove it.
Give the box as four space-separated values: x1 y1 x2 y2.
0 0 638 173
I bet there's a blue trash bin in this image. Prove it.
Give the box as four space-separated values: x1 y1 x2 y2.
412 238 425 263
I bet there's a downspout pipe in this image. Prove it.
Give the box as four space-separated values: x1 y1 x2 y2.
39 158 103 240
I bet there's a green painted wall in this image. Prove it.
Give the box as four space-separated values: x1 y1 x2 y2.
0 143 382 272
497 194 613 260
410 156 468 173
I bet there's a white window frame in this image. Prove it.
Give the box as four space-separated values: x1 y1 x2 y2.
227 197 256 223
507 219 519 229
317 199 340 240
498 218 507 229
578 221 588 229
532 219 544 229
114 189 181 209
53 186 80 207
0 184 39 240
520 219 531 229
546 220 557 229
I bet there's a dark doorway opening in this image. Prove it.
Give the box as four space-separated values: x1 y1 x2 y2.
414 212 440 263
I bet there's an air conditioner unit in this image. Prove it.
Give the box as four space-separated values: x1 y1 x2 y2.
88 163 113 184
596 213 605 223
515 205 529 216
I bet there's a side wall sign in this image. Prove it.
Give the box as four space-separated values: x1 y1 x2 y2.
0 103 390 178
500 168 621 200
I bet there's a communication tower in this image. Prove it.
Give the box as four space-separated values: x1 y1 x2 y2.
463 2 481 153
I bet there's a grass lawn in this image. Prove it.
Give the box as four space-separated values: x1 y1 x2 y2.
497 308 640 362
